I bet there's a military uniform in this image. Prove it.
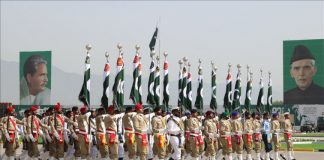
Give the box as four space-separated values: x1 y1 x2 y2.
243 117 254 160
133 112 149 160
183 117 191 156
262 118 272 160
104 114 120 160
77 111 92 159
283 115 294 160
231 118 243 160
122 112 136 159
219 118 232 159
188 116 204 159
271 118 281 160
167 115 184 160
72 113 81 159
152 115 167 159
203 118 218 159
96 114 108 158
253 118 262 160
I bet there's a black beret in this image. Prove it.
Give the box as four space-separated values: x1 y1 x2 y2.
290 45 315 64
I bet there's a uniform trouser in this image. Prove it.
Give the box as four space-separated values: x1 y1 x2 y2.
78 134 90 159
189 136 204 158
96 134 109 158
204 139 218 157
253 134 262 153
28 140 40 157
262 134 272 153
107 133 118 160
135 134 148 160
54 139 65 158
243 134 253 154
48 141 56 157
153 134 167 159
124 132 136 159
170 135 183 160
5 139 18 157
232 135 243 154
272 133 280 152
220 136 232 155
284 134 293 151
74 138 82 157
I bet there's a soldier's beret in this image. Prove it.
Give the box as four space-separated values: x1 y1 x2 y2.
231 111 239 116
54 102 61 111
80 106 87 114
7 107 14 113
221 112 229 117
107 105 114 112
135 103 143 111
290 45 315 64
272 112 279 117
205 110 214 116
30 105 39 112
191 109 197 114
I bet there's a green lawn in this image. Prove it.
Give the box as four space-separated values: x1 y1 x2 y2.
280 143 324 150
293 133 324 137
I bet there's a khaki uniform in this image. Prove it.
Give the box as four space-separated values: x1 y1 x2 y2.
122 112 136 159
96 114 108 158
104 114 119 160
253 119 262 153
184 118 191 155
220 119 232 155
271 119 281 152
72 114 81 158
152 115 167 159
26 115 47 158
203 118 218 157
77 112 92 159
243 118 254 154
133 113 149 160
188 117 204 158
43 115 55 157
2 116 24 157
231 119 243 154
284 119 293 151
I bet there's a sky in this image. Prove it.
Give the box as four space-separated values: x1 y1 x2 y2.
1 1 323 105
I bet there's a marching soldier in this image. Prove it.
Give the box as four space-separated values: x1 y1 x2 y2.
231 111 243 160
243 112 253 160
219 112 233 160
123 107 136 160
283 112 295 160
26 105 49 160
71 106 81 159
143 107 154 160
104 105 120 160
262 112 272 160
133 103 149 160
89 110 98 159
2 106 24 160
188 109 204 160
167 106 184 160
252 112 262 160
203 110 218 160
77 106 92 160
183 111 191 158
271 113 281 160
96 107 108 159
152 107 168 160
19 110 30 160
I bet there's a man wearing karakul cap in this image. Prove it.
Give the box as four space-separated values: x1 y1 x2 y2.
284 45 324 104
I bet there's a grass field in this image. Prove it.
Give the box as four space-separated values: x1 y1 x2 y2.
293 133 324 137
280 143 324 150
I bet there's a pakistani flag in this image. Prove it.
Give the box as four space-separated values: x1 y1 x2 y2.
78 53 90 106
130 54 140 104
266 74 272 113
210 68 217 112
244 72 252 112
101 62 110 108
163 61 170 108
181 66 188 108
232 69 241 112
186 72 193 111
112 55 124 109
147 59 156 105
223 70 232 113
256 76 264 113
149 28 158 52
138 62 143 104
195 67 204 112
153 65 161 106
178 67 183 106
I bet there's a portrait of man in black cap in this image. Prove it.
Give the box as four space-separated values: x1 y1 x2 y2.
284 45 324 104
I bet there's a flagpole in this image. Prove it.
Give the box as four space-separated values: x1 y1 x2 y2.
86 44 91 109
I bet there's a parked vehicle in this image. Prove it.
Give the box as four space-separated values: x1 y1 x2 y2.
316 116 324 132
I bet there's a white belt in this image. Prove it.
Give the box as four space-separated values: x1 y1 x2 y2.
78 131 88 135
106 130 116 134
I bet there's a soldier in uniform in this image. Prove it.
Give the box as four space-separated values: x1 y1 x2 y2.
104 105 120 160
26 105 49 160
271 113 281 160
243 112 253 160
77 106 92 160
167 106 184 160
231 111 243 160
152 107 168 160
283 112 295 160
219 112 232 160
183 111 191 158
123 107 136 160
261 112 272 160
71 106 81 159
188 109 204 160
96 107 108 159
203 110 218 160
2 106 24 160
19 109 31 160
133 103 149 160
252 112 262 160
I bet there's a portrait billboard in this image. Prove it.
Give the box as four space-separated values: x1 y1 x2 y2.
19 51 51 105
283 39 324 104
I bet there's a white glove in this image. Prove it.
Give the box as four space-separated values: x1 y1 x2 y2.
5 133 11 142
72 132 78 139
39 130 44 137
64 129 71 134
54 131 60 140
29 134 35 142
46 134 52 143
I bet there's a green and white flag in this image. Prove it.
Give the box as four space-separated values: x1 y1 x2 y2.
112 55 124 109
181 66 188 107
78 53 90 106
130 53 140 104
223 68 232 113
195 66 203 111
147 59 156 105
101 61 110 108
163 60 169 108
153 65 161 106
186 72 193 111
178 65 183 106
232 68 241 111
266 73 272 113
210 67 217 112
138 62 143 104
256 73 264 113
244 70 252 112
